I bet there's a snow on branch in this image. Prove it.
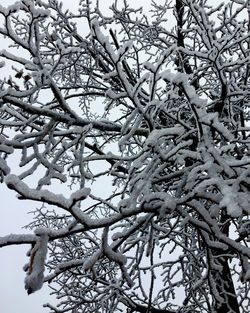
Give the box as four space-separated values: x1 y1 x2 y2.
0 135 13 177
24 232 49 294
102 227 134 287
5 174 90 209
1 0 250 312
0 234 36 247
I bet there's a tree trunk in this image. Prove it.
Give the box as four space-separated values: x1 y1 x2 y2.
210 210 240 313
211 257 240 313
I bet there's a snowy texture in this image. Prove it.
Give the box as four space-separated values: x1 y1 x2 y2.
219 186 242 218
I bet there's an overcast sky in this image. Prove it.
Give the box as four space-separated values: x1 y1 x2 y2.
0 0 228 312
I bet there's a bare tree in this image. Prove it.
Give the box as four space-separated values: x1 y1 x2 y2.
1 0 250 312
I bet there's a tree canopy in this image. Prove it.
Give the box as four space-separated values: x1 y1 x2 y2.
1 0 250 312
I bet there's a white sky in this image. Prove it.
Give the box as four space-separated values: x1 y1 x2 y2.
0 0 229 312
